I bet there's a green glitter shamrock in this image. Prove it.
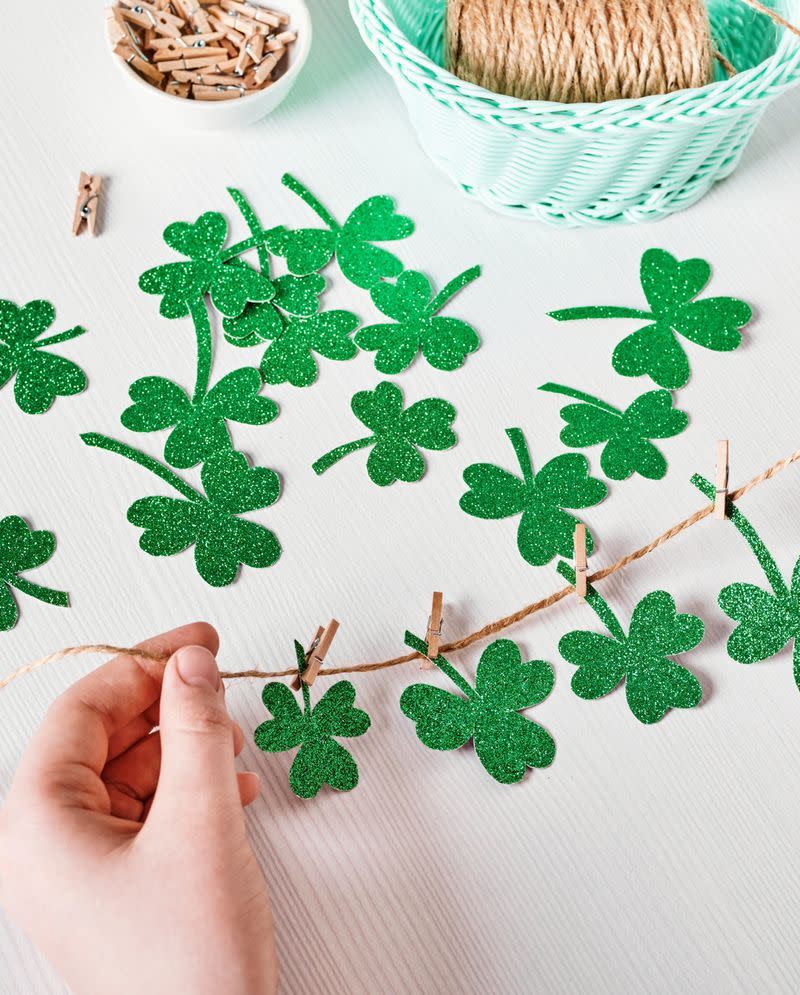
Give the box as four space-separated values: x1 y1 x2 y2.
312 381 457 486
0 299 87 414
254 640 371 798
354 266 481 374
693 474 800 689
460 428 607 567
557 562 704 724
0 516 69 631
268 173 414 290
221 274 327 348
548 248 752 390
400 632 555 784
81 435 281 587
539 383 688 481
121 368 278 469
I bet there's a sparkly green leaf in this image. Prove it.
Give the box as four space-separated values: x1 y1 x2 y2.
0 515 69 632
258 310 360 388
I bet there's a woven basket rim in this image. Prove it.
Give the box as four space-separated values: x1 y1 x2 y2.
351 0 800 125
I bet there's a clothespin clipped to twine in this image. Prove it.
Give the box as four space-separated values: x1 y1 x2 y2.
715 439 730 520
421 591 444 671
291 619 339 690
574 523 588 599
72 173 102 237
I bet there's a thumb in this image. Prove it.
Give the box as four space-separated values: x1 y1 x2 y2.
149 645 242 828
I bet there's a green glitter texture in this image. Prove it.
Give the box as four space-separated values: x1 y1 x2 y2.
557 561 705 724
401 632 555 784
221 274 327 346
460 428 607 567
0 299 87 415
0 515 69 631
312 381 457 486
548 248 752 390
256 310 360 388
540 383 688 481
254 640 371 798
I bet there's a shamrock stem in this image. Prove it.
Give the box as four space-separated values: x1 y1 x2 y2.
228 187 271 277
557 561 627 642
404 632 475 699
428 265 481 314
301 680 312 715
548 306 654 322
539 383 622 417
312 436 374 476
81 433 205 503
34 325 87 348
281 173 338 231
505 428 535 485
220 233 271 261
7 575 69 608
691 474 789 598
794 641 800 693
189 297 213 404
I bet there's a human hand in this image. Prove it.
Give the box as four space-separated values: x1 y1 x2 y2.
0 622 278 995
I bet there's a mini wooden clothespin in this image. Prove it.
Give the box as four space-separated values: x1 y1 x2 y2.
291 619 339 690
574 523 588 599
715 439 730 520
421 591 444 671
72 173 102 237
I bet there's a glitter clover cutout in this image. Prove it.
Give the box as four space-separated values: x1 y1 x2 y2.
268 173 414 289
460 428 607 567
557 562 704 724
548 248 752 390
312 381 458 486
540 383 688 481
221 273 327 348
401 632 555 784
254 640 371 798
0 299 87 415
0 516 69 631
693 474 800 688
355 266 481 374
82 436 281 587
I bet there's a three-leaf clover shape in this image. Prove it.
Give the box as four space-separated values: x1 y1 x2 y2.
121 368 279 469
540 383 688 481
254 640 371 798
0 299 87 415
548 248 752 389
0 515 69 631
355 266 481 374
139 211 274 319
557 562 704 724
221 272 327 348
312 381 458 486
267 173 414 289
400 632 555 784
460 428 607 566
82 435 281 587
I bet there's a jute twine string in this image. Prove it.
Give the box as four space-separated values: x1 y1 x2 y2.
2 446 797 691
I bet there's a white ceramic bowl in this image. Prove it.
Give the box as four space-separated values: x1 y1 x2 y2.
108 0 311 130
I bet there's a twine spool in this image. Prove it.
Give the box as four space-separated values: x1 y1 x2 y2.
446 0 716 102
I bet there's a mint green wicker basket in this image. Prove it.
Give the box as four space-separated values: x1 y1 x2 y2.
349 0 800 225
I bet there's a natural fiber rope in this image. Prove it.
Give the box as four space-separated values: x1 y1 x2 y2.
2 446 797 690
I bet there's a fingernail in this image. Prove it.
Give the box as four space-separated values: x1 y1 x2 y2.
175 645 220 690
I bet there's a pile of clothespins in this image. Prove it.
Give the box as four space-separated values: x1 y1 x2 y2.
106 0 297 100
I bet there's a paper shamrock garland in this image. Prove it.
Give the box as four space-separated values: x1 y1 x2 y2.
401 632 556 784
557 562 704 724
268 173 414 290
460 428 607 566
693 474 800 688
355 267 481 374
548 249 752 390
254 640 371 798
539 383 688 481
0 299 87 415
312 381 458 486
0 515 69 631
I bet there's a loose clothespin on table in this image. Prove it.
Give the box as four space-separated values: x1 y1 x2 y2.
715 439 730 520
72 173 102 236
291 619 339 690
574 523 588 599
421 591 444 671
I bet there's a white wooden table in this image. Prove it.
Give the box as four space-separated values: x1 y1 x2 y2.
2 3 800 992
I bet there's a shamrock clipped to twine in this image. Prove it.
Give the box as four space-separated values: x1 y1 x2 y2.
540 383 688 481
312 381 458 486
0 516 69 631
0 299 87 415
460 428 607 566
549 248 752 390
254 640 370 798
